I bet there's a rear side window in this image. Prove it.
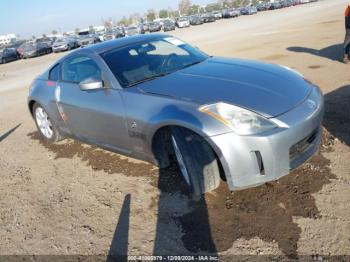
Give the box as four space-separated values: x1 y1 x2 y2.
49 64 60 81
62 56 101 83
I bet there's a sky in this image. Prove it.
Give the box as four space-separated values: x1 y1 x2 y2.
0 0 213 38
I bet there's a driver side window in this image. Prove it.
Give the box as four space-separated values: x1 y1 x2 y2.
62 56 102 83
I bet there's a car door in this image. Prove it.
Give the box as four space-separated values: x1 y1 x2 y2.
8 49 17 61
57 54 131 153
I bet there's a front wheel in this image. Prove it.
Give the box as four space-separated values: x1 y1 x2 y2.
171 127 221 195
33 103 63 143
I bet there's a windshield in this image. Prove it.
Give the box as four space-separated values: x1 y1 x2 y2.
55 39 65 44
102 37 208 88
23 44 36 51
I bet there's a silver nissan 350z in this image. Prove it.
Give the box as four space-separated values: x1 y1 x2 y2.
28 34 324 195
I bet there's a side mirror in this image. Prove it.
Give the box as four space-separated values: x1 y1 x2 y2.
79 78 104 91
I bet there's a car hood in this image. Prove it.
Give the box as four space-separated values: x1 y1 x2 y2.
53 42 66 46
138 57 312 118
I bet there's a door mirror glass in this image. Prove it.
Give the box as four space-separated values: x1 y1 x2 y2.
79 77 104 90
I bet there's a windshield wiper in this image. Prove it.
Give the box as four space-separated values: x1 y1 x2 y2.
126 72 170 87
181 59 205 70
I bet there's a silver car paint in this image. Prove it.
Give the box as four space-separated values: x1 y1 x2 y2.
28 34 324 191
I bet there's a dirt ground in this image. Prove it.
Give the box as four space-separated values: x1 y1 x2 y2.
1 0 350 259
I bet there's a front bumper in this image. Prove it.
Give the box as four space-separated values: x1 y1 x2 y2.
53 46 68 52
23 52 37 58
207 86 324 191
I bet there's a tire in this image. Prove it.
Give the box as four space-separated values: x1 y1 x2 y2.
171 127 221 195
2 58 6 64
33 103 63 143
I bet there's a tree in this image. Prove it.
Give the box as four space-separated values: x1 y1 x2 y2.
205 3 221 12
159 9 169 18
42 34 47 38
51 30 58 35
178 0 191 16
146 9 156 22
129 13 141 25
118 16 131 26
75 28 80 35
102 17 114 30
168 10 180 18
188 4 200 15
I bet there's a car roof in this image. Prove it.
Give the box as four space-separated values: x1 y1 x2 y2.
85 33 169 54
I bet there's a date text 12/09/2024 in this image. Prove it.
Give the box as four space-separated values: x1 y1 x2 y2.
127 255 219 261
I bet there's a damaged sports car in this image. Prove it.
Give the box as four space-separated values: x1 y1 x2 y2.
28 34 324 195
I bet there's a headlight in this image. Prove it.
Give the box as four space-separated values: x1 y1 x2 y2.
199 102 277 135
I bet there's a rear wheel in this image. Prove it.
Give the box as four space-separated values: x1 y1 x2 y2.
33 103 63 143
171 127 221 195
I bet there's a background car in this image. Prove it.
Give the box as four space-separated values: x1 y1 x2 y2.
22 42 52 58
0 48 19 64
228 8 241 17
281 0 293 7
189 15 203 25
52 38 78 52
104 28 125 41
241 6 258 15
212 11 223 19
176 17 190 28
163 20 176 32
78 34 100 47
269 2 283 9
201 13 216 23
35 36 56 48
125 26 142 36
257 3 268 11
148 22 162 33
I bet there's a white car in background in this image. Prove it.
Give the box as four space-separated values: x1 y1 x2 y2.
176 17 190 28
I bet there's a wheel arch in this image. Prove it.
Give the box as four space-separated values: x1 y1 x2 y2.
150 123 227 181
28 100 37 117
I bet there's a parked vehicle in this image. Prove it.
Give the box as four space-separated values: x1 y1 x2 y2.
201 13 216 23
125 26 141 36
176 17 190 28
36 37 57 47
0 48 19 64
148 22 162 33
104 28 125 41
52 38 78 52
229 8 241 17
189 15 203 25
250 6 258 14
257 3 268 11
7 40 26 57
142 23 150 32
212 11 223 19
78 34 100 47
281 0 293 7
22 42 52 58
269 2 283 9
240 6 258 15
28 34 324 195
163 20 176 32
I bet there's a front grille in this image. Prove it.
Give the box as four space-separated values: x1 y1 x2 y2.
289 129 318 164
